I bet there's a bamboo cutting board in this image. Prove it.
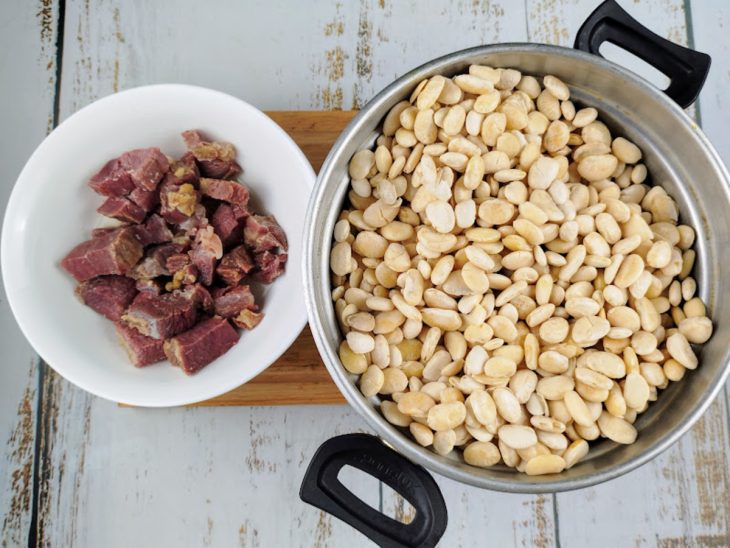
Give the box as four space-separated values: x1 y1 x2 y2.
193 110 357 406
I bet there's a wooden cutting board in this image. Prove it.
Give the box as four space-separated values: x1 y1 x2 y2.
193 110 357 406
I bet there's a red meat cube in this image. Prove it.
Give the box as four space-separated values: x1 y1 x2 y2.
122 292 198 340
189 226 223 285
216 245 254 286
163 316 240 375
135 278 162 295
181 129 242 179
232 309 264 330
211 203 248 248
244 214 287 253
97 196 147 224
176 283 213 312
116 322 165 367
212 285 256 318
159 181 200 225
75 275 137 321
61 227 143 281
165 152 199 186
135 214 173 247
119 147 169 191
130 243 181 279
199 178 250 206
129 186 160 212
88 158 136 196
254 250 288 284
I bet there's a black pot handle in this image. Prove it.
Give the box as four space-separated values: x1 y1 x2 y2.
300 433 447 548
574 0 710 108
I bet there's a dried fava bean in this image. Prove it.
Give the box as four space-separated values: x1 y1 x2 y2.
360 365 384 397
678 316 713 344
463 441 501 467
498 425 538 449
427 401 467 431
597 411 637 444
666 332 698 369
525 454 566 475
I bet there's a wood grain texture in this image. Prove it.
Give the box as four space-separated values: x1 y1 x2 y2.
0 0 59 545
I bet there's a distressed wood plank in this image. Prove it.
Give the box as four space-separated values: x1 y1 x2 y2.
689 0 730 419
0 0 59 545
524 1 730 545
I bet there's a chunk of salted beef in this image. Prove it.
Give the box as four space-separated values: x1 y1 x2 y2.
211 203 248 248
122 292 197 340
159 181 200 225
233 309 264 330
97 196 146 224
212 285 256 318
88 158 136 196
135 214 173 247
135 278 162 295
199 178 249 206
163 316 240 375
116 322 165 367
75 275 137 321
189 226 223 286
244 214 288 253
165 152 199 186
216 245 254 286
129 186 159 213
253 250 288 284
130 243 181 279
119 147 169 191
177 283 213 313
177 204 209 236
181 130 242 179
61 227 143 282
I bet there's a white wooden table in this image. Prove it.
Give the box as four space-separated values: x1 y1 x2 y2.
2 1 729 546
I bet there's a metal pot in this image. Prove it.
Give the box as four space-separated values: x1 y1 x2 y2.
300 2 728 545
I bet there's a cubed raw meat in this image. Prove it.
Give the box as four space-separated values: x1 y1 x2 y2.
211 203 248 248
128 186 160 212
119 147 169 191
97 196 146 224
116 322 165 367
159 181 200 224
199 178 249 206
244 214 287 253
135 278 162 295
253 250 287 284
232 309 264 330
176 283 213 312
165 152 199 186
212 285 256 318
163 316 240 374
61 227 143 281
135 214 173 247
189 226 223 285
88 158 136 196
122 292 198 339
181 129 242 179
75 275 137 321
216 245 254 286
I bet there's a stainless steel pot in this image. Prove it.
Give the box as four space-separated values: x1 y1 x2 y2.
300 2 729 546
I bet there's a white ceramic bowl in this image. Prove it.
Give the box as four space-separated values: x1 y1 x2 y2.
1 84 314 407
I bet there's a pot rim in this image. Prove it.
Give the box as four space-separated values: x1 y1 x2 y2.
303 42 730 493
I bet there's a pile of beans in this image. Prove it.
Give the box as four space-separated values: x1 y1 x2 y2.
329 66 713 475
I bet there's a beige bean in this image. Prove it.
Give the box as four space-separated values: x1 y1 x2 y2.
360 365 384 397
597 411 637 444
498 424 538 449
427 401 467 431
433 429 457 455
463 441 501 467
666 332 698 369
525 454 566 475
536 375 574 400
678 316 713 344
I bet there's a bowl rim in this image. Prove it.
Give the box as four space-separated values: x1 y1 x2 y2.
2 83 315 407
304 43 730 492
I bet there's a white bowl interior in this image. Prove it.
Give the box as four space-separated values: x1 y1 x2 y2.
2 84 314 407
